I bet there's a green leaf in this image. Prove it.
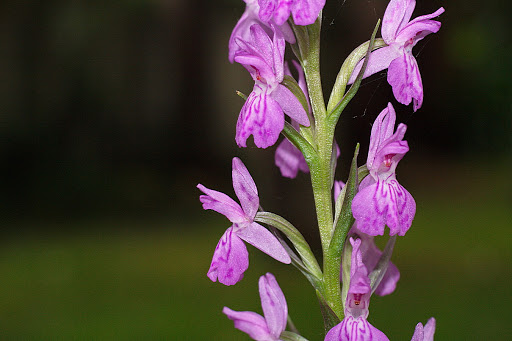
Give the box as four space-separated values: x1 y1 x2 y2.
290 42 303 64
316 289 341 334
327 20 382 127
290 22 309 61
340 236 353 309
369 235 397 294
281 331 310 341
326 37 386 114
327 145 359 310
236 90 248 100
286 315 300 335
255 212 323 282
357 164 369 184
330 144 359 257
268 224 321 290
281 122 318 166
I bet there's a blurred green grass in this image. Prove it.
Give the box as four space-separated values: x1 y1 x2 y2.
0 163 510 340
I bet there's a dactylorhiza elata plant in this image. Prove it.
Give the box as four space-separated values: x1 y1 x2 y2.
197 0 444 339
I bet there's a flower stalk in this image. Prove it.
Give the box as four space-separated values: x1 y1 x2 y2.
293 14 345 320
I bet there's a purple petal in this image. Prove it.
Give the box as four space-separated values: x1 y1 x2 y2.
348 45 402 84
278 20 296 44
235 50 277 84
349 238 369 286
233 24 282 84
351 179 388 236
325 316 390 341
395 17 443 46
272 84 310 126
396 8 444 44
236 222 291 264
250 24 275 70
372 139 409 179
229 2 260 63
352 178 415 236
324 319 343 341
258 0 278 23
385 179 415 236
411 322 424 341
197 184 246 223
284 60 311 114
382 0 416 43
271 0 292 26
291 0 325 26
374 259 399 296
423 318 436 341
259 273 287 338
356 231 400 296
345 238 372 320
229 2 296 63
236 85 285 148
380 122 407 147
334 180 345 202
333 240 389 340
367 103 397 170
258 0 325 27
271 24 286 82
291 60 308 99
410 318 436 341
207 227 249 286
232 157 259 220
407 7 445 28
275 137 309 178
387 52 423 111
223 307 272 340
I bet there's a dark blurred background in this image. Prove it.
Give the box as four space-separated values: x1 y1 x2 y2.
0 0 510 339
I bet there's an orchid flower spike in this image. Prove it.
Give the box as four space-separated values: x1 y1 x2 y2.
351 103 416 236
234 24 309 148
411 318 436 341
258 0 326 26
325 238 389 341
349 0 444 111
229 0 295 63
224 273 288 340
197 158 291 286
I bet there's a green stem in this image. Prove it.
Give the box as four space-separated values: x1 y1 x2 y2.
302 19 326 125
299 17 332 254
295 16 344 320
309 141 340 320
